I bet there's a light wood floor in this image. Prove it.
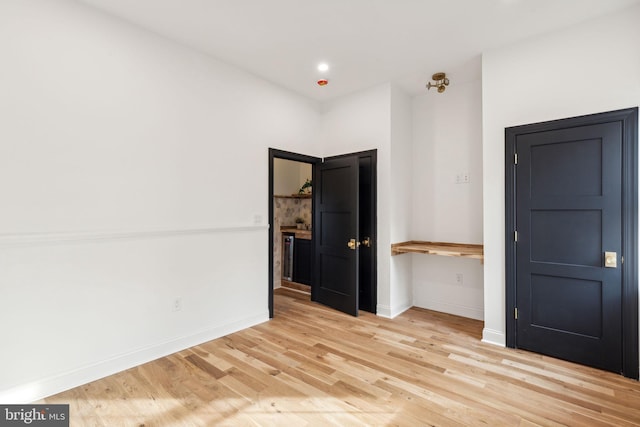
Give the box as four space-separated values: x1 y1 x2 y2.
44 289 640 426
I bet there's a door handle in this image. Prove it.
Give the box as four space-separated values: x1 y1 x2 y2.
604 251 617 268
347 238 360 250
361 237 371 247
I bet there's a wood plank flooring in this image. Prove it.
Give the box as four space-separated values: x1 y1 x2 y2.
43 289 640 426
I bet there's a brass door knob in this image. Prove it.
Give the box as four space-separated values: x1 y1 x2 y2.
347 238 360 250
361 237 371 247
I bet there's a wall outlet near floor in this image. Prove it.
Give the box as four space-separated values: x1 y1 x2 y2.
456 273 464 284
172 297 182 312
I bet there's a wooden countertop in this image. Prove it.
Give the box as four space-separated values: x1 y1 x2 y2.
274 194 312 199
391 241 483 261
281 226 312 240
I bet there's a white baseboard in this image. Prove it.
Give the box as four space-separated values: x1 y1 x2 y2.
390 301 412 318
413 299 484 321
482 328 506 347
0 312 269 404
376 301 412 319
376 304 392 318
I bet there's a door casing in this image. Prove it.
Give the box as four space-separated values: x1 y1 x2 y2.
357 150 377 314
504 107 638 379
268 148 321 318
268 148 377 318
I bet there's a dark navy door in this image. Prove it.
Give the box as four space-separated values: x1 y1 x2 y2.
515 121 623 373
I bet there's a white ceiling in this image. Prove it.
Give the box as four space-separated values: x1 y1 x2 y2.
76 0 639 101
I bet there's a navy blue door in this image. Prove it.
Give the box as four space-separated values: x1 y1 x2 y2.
515 122 623 372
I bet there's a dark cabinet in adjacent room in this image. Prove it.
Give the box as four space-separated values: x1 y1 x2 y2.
293 237 312 285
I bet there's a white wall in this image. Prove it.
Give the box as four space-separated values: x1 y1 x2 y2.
482 4 640 345
319 84 395 316
412 78 485 320
389 86 414 316
0 0 320 402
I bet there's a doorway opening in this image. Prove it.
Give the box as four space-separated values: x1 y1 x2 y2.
268 149 320 318
268 148 378 318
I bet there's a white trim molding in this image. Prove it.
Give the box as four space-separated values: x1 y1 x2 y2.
0 312 269 404
376 304 392 318
414 299 484 321
376 302 413 319
0 225 269 247
482 328 506 347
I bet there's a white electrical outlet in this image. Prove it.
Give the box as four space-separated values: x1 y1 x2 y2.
253 214 262 224
456 273 463 284
173 297 182 312
462 172 470 183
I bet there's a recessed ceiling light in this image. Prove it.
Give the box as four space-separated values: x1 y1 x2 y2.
317 63 329 72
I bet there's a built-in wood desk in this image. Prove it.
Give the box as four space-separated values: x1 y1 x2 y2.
391 241 484 261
